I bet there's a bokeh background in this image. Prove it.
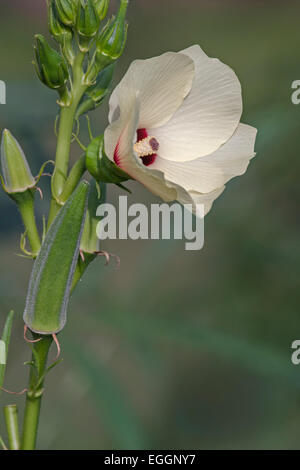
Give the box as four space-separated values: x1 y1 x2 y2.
0 0 300 450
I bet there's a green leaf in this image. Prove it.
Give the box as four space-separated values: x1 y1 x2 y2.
0 310 14 396
23 181 89 335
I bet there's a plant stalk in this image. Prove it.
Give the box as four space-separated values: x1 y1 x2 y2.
48 52 87 228
4 405 20 450
21 335 53 450
17 191 41 256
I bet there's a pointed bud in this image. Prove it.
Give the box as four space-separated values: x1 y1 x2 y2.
55 0 79 26
76 0 100 52
23 181 89 335
0 130 35 195
86 135 129 184
49 0 75 65
34 34 68 90
76 63 114 117
80 180 106 254
93 0 109 21
95 0 128 68
48 0 72 44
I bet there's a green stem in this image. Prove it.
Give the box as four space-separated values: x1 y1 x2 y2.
21 336 53 450
58 153 86 203
47 197 63 230
4 405 20 450
17 191 41 256
48 52 87 228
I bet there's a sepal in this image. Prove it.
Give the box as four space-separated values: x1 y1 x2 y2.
86 135 130 184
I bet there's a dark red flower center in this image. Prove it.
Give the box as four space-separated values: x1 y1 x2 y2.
135 128 158 166
114 128 159 169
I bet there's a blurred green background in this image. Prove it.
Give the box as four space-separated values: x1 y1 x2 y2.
1 0 300 450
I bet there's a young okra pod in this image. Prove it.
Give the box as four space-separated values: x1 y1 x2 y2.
23 181 89 335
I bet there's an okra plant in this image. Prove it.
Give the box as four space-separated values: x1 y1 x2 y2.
0 0 129 450
0 0 257 451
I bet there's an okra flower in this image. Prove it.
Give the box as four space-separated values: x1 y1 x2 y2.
104 45 257 214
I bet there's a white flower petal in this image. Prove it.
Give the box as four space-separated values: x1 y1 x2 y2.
188 187 225 216
150 44 243 162
150 124 257 193
104 89 192 203
108 52 195 129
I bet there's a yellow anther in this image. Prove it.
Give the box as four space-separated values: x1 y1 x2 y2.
134 136 159 157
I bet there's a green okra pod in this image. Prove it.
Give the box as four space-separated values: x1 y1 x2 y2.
23 181 89 335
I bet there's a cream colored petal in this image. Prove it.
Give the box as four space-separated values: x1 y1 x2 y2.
108 52 195 129
150 124 257 193
104 89 191 203
188 187 225 216
150 44 243 162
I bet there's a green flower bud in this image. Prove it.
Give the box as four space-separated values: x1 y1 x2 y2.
55 0 79 26
93 0 109 21
95 0 128 67
86 135 129 184
0 130 35 195
76 0 100 52
49 0 75 65
80 180 106 254
34 34 68 90
48 0 72 44
76 63 114 117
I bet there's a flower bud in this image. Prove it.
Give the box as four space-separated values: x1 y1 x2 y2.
76 0 100 52
49 0 75 64
93 0 109 21
95 0 128 68
76 63 114 117
0 130 35 195
55 0 79 26
48 0 72 44
34 34 68 90
86 135 129 184
80 180 106 254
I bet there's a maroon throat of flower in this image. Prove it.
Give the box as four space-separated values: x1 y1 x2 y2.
114 128 159 168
